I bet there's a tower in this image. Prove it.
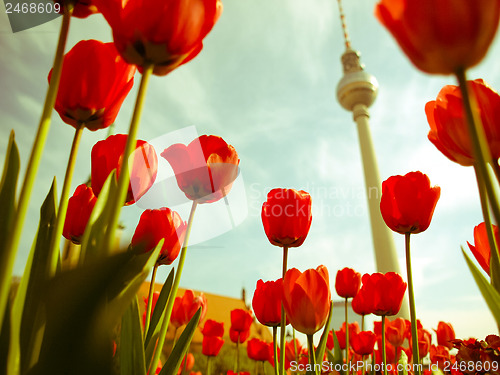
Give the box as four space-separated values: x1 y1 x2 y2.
334 0 409 318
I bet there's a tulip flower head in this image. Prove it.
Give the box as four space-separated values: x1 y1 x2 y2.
91 134 158 205
261 188 312 248
430 345 451 370
351 331 377 356
385 318 406 348
170 290 207 328
380 171 440 235
229 308 253 344
427 79 500 167
335 267 361 299
375 0 500 74
63 184 97 244
50 40 136 131
360 272 407 317
93 0 223 76
467 222 498 276
282 265 331 335
161 135 239 204
335 321 360 350
201 319 224 357
434 321 455 350
131 208 187 265
252 278 286 327
247 338 272 362
351 287 372 316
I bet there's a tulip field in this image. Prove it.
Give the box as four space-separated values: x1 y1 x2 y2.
1 0 500 375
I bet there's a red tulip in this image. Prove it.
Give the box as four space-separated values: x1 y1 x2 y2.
380 171 440 234
375 0 500 75
284 339 306 370
360 272 407 316
91 134 158 205
227 372 250 375
170 290 207 328
161 135 239 204
261 188 312 248
335 322 360 349
351 331 377 356
229 309 253 344
202 319 224 337
131 208 187 265
417 328 432 358
201 319 224 356
50 40 135 131
426 79 500 167
247 338 271 362
434 322 456 350
385 318 406 348
326 330 334 351
63 184 97 244
252 278 286 327
93 0 223 76
351 287 372 316
54 0 98 18
430 345 450 370
467 222 498 275
335 267 361 299
282 266 331 335
202 336 224 357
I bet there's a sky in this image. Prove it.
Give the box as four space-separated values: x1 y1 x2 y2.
1 0 500 343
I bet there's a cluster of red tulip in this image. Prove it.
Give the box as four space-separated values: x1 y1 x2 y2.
2 0 500 374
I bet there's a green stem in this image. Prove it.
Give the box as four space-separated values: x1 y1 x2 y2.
263 360 267 375
0 4 73 326
455 68 500 228
345 297 349 375
361 315 364 332
381 316 387 375
48 123 84 276
307 334 318 375
273 326 279 375
143 263 159 340
104 63 153 252
405 233 421 375
491 158 500 185
148 200 198 374
279 246 289 375
206 356 211 375
293 329 297 363
361 355 366 375
235 338 240 373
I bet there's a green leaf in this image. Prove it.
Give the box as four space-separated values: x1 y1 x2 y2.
0 131 20 340
0 130 20 253
107 240 163 322
144 268 174 348
397 349 408 375
328 327 344 375
315 301 333 365
0 296 11 375
462 247 500 326
120 297 146 375
158 308 201 375
20 180 58 373
80 170 116 264
26 252 136 375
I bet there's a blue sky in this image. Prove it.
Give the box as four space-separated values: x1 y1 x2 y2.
1 0 500 341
